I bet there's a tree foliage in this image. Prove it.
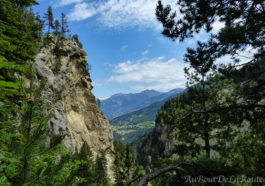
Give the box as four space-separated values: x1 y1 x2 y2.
53 19 61 38
61 13 69 39
0 66 72 185
139 0 265 184
113 140 144 186
44 6 54 35
0 0 41 107
72 34 83 48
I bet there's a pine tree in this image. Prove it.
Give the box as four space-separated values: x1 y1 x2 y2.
155 0 265 179
113 140 144 186
72 34 83 48
156 0 265 106
0 65 70 185
53 19 61 38
0 0 42 110
0 0 42 123
61 13 70 39
12 0 38 7
35 13 45 41
94 153 110 186
44 6 54 35
65 142 95 185
182 42 238 157
1 2 43 183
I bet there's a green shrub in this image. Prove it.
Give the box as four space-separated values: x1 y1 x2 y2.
54 58 62 73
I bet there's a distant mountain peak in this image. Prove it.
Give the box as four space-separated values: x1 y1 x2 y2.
141 89 157 93
100 88 185 119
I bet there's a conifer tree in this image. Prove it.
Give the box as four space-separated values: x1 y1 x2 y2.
0 0 42 119
0 0 41 63
53 19 61 38
1 3 43 181
35 13 45 41
72 34 83 48
94 152 110 186
12 0 38 7
61 13 70 39
65 142 95 185
0 0 42 116
156 0 265 108
44 6 54 35
0 65 70 185
113 140 144 186
154 0 265 180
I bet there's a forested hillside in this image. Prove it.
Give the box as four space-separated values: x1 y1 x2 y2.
110 90 184 144
110 89 185 126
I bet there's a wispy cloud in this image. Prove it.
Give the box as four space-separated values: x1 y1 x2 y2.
58 0 225 34
108 57 187 91
98 96 110 100
65 0 177 29
142 49 149 56
215 45 257 65
93 82 103 87
121 45 128 51
68 2 98 21
55 0 83 7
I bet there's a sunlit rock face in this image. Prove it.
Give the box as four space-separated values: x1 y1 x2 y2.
34 36 114 178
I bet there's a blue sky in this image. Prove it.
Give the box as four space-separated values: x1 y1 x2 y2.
34 0 228 99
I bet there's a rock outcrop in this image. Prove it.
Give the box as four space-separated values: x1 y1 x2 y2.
138 117 177 167
34 36 114 177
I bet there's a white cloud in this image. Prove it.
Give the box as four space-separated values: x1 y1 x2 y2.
93 82 103 87
121 45 128 51
68 2 98 21
67 0 177 29
56 0 83 6
62 0 225 34
212 21 225 34
98 96 110 100
108 57 187 91
216 45 257 66
142 49 149 56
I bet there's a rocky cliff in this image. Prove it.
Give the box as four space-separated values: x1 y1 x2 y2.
138 117 177 167
34 36 114 176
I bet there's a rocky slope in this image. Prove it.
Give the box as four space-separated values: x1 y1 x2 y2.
137 117 177 167
34 36 114 177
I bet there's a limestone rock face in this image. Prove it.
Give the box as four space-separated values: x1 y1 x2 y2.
34 37 114 176
138 118 178 168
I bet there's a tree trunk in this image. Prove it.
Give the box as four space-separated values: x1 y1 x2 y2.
204 130 210 158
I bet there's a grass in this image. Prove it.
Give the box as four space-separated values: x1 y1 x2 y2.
112 121 155 144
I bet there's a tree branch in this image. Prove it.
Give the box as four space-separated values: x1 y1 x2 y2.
0 19 9 25
137 162 193 186
128 174 143 185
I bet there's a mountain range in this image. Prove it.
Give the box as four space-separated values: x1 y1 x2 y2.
100 88 185 144
100 88 184 120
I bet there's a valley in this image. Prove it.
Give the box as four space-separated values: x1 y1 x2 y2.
100 88 185 144
112 121 155 144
